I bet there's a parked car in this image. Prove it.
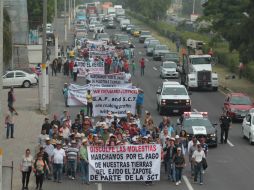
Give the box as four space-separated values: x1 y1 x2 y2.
3 70 38 88
153 45 170 61
160 61 179 79
224 93 254 121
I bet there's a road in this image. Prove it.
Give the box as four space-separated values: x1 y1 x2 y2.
43 17 254 190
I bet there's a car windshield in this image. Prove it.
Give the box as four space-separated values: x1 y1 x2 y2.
230 96 252 105
156 46 168 50
183 118 213 128
163 62 177 68
191 57 211 65
162 87 187 95
165 53 179 59
145 38 155 42
118 35 129 41
141 31 150 35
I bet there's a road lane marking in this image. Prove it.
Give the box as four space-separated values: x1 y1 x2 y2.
193 108 198 112
183 175 194 190
227 140 234 147
153 67 157 71
145 58 149 62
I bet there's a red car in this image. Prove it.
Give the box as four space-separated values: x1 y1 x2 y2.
223 93 254 120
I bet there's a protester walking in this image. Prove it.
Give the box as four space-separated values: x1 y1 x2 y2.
52 58 58 76
140 57 145 76
80 138 89 184
219 112 231 144
192 142 206 185
136 89 144 118
164 138 176 182
73 63 79 82
52 141 66 183
131 60 136 76
5 110 15 139
86 90 93 117
33 153 49 190
8 87 18 115
20 149 33 190
62 83 69 107
57 57 62 73
66 140 79 180
173 147 185 186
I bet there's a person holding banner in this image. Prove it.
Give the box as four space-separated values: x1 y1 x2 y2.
86 90 93 117
80 138 89 185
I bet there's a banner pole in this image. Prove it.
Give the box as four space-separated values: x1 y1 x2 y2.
97 183 102 190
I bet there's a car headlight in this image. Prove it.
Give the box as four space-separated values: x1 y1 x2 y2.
210 133 216 137
186 99 191 105
161 99 166 104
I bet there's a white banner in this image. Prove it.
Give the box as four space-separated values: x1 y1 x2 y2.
88 145 161 182
69 83 133 90
86 40 107 46
92 87 138 116
87 73 127 85
75 60 105 77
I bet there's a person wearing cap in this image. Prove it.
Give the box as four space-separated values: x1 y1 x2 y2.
66 140 80 180
173 147 185 186
38 129 49 147
44 138 54 180
174 135 183 153
101 124 110 143
105 112 114 126
52 141 66 183
136 89 144 118
164 137 177 182
62 83 69 107
86 90 93 117
62 121 71 139
144 111 152 126
192 143 206 185
60 110 69 125
80 138 89 184
41 118 51 135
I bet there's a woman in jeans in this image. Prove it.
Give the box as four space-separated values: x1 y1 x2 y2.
20 149 33 190
173 147 185 186
33 153 49 190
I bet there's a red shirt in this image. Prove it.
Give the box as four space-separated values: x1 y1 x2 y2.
140 59 145 68
69 61 74 70
105 57 112 65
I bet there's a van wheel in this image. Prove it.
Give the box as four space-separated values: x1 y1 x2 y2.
23 80 31 88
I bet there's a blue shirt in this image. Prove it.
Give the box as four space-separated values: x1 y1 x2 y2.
136 93 144 105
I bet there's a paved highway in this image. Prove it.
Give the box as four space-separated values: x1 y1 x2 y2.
43 18 254 190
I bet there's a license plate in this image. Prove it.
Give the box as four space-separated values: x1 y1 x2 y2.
173 110 179 113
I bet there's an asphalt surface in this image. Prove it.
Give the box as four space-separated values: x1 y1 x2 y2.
43 17 254 190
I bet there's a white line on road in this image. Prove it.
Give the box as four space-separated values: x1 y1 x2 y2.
153 67 157 71
145 58 149 62
227 140 234 147
183 175 194 190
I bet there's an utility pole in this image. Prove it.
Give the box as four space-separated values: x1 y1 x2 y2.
192 0 196 14
55 0 57 19
64 0 67 56
54 0 58 59
40 0 48 112
74 0 76 18
0 0 3 188
68 0 71 30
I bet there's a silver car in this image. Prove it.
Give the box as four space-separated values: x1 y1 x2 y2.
160 61 179 79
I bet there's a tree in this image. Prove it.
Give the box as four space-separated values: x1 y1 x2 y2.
182 0 204 16
203 0 254 63
3 8 12 68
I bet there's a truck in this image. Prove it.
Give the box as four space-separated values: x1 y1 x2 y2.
107 7 116 17
120 19 130 30
86 3 97 16
179 39 218 91
116 8 125 16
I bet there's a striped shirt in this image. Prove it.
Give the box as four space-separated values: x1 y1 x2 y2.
66 147 79 161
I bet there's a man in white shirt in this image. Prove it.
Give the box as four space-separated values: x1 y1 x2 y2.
44 138 54 180
52 141 66 183
192 143 205 185
38 129 48 147
62 121 71 139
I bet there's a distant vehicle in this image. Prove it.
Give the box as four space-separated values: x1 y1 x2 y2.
126 24 134 34
242 112 254 144
106 21 116 29
95 23 104 33
176 112 218 147
94 33 110 43
146 40 160 56
116 15 126 23
88 24 96 32
120 19 130 30
160 61 179 79
161 52 180 65
224 93 254 121
153 45 170 61
156 81 191 115
144 37 155 48
139 30 152 43
3 70 38 88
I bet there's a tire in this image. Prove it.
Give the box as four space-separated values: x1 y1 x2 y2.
213 87 218 91
249 134 253 145
23 80 31 88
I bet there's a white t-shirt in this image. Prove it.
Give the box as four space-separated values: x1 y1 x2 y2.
62 127 70 139
192 149 205 163
53 148 66 164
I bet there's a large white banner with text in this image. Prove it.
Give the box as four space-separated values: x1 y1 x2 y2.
88 145 161 182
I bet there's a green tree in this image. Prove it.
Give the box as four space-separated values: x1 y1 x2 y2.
3 8 12 67
203 0 254 63
182 0 203 17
